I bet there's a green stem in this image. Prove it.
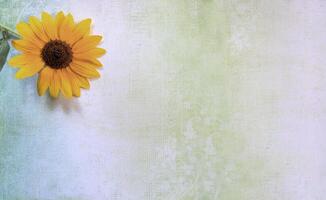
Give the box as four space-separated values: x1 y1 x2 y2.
0 23 20 39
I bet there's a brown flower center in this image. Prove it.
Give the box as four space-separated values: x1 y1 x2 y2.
41 40 73 69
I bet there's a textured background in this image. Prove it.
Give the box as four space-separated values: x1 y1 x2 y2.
0 0 326 199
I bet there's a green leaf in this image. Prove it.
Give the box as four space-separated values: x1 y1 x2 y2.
0 24 20 40
0 39 10 72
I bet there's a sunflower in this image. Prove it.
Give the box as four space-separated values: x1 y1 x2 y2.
8 11 105 98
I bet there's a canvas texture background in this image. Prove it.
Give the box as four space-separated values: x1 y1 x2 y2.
0 0 325 199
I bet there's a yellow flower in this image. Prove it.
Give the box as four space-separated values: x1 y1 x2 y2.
8 11 106 98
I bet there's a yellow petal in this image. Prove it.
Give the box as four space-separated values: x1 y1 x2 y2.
8 55 25 67
74 48 106 59
55 11 65 32
12 40 41 54
29 16 49 42
15 58 44 79
37 67 53 96
72 35 102 53
59 69 72 98
8 54 40 68
16 22 35 39
70 18 91 44
16 22 45 48
65 68 80 97
59 14 75 43
70 62 100 78
49 70 61 98
73 59 103 69
41 12 58 40
67 67 90 89
74 57 103 68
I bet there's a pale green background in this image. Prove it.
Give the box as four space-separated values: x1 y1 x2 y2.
0 0 326 199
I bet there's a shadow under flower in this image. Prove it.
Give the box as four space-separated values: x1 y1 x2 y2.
45 94 82 114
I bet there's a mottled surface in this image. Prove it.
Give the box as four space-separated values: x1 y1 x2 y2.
0 0 326 199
